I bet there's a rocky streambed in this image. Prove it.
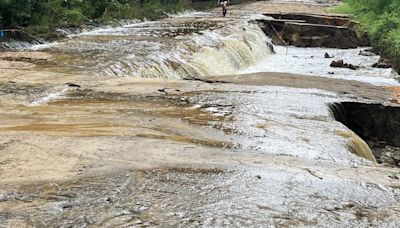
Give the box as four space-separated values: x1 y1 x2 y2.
0 0 400 227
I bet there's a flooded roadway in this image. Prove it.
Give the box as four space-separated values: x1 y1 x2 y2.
1 80 399 226
2 166 400 227
0 0 400 227
29 10 272 78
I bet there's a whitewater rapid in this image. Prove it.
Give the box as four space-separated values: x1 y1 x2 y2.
26 6 399 86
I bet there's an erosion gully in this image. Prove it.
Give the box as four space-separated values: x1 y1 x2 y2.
0 0 399 227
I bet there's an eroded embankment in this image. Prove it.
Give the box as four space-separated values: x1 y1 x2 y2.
256 12 368 48
329 102 400 166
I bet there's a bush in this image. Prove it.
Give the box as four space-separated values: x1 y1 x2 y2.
335 0 400 72
0 0 193 29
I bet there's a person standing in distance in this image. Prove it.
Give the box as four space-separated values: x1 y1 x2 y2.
218 0 229 17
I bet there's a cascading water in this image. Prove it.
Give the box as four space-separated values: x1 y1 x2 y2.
30 12 274 79
179 27 272 78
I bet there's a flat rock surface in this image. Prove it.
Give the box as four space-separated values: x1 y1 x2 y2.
0 0 399 227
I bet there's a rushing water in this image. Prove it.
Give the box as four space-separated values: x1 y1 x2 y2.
1 82 399 227
27 8 398 87
30 10 274 79
1 2 400 227
239 45 400 86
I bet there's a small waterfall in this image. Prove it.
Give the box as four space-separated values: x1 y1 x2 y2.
31 21 274 79
183 27 271 77
112 24 274 79
135 24 274 79
336 130 377 162
329 102 378 162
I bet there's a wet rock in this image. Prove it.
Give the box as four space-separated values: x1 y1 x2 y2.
389 98 400 104
183 77 228 84
357 32 371 46
266 41 275 54
0 29 44 44
282 23 359 48
65 83 81 88
372 58 392 69
330 60 359 70
388 172 400 180
257 13 364 49
351 162 358 168
359 50 375 57
0 83 48 96
158 88 167 93
263 13 357 28
372 145 400 167
330 102 400 166
330 102 400 147
324 53 333 58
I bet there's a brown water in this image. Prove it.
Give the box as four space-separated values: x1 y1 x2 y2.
0 1 400 227
1 166 399 227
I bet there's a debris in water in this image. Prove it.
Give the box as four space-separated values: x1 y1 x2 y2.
388 172 400 180
324 52 333 58
65 83 81 88
330 60 359 70
372 57 392 69
304 168 323 180
158 88 168 93
359 50 375 56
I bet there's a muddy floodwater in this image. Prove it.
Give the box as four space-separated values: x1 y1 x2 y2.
2 166 400 227
1 0 400 227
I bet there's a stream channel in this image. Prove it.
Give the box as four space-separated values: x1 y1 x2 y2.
0 0 399 227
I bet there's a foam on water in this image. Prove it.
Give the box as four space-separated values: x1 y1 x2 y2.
239 45 400 86
29 87 70 106
178 24 273 77
30 18 274 79
166 10 213 18
191 85 366 164
25 3 399 86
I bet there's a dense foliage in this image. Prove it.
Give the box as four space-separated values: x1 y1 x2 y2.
336 0 400 71
0 0 189 29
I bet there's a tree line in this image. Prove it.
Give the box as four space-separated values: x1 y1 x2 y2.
338 0 400 71
0 0 190 29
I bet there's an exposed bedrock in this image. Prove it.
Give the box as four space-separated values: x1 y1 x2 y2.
264 13 357 28
372 57 393 69
330 59 359 70
256 13 368 48
329 102 400 166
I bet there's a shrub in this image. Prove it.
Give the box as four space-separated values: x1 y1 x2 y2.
0 0 193 29
335 0 400 72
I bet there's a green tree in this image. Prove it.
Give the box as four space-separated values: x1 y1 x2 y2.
0 0 193 30
340 0 400 71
